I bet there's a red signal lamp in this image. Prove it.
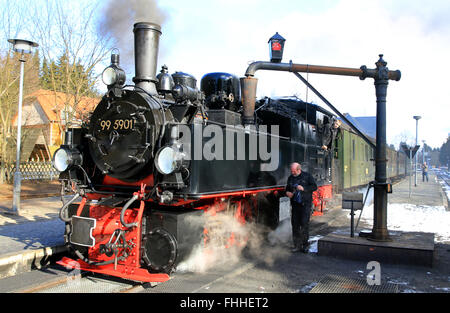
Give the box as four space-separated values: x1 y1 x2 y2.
268 32 286 63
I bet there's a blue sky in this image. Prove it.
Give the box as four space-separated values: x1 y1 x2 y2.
3 0 450 149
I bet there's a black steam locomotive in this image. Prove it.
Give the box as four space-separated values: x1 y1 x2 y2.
54 22 337 282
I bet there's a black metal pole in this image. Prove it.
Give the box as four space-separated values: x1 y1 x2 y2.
369 55 391 242
350 207 355 238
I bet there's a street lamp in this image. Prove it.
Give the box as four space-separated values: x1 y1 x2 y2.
413 115 421 187
7 38 39 215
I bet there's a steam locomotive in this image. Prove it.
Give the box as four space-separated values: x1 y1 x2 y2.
53 22 403 283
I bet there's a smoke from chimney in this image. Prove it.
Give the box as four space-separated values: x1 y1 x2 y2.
97 0 167 76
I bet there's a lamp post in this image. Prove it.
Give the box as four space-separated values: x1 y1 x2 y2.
7 38 39 215
413 116 421 187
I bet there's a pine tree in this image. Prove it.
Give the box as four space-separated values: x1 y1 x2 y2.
439 136 450 167
39 52 98 96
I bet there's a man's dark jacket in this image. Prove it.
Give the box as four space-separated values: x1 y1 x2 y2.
321 123 339 150
286 171 318 207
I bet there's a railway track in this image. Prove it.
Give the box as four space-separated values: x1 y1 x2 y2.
16 272 145 293
12 205 345 293
434 169 450 187
438 175 450 187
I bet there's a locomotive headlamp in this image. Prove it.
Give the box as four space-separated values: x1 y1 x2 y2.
102 50 126 87
268 32 286 63
155 146 185 175
102 66 126 87
102 67 118 86
52 147 83 172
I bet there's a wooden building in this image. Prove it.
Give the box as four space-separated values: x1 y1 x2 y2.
12 89 98 161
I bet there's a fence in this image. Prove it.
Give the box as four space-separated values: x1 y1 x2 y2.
2 161 59 182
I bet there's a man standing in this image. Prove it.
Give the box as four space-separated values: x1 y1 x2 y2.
422 162 429 182
286 163 317 253
321 118 342 151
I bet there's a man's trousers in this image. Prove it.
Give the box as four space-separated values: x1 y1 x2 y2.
291 201 311 249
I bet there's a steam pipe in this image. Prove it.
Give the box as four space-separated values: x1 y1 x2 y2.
240 76 258 125
120 194 139 228
241 59 400 129
59 193 80 223
244 60 401 81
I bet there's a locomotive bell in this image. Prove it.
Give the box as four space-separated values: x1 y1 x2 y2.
268 32 286 63
156 65 174 93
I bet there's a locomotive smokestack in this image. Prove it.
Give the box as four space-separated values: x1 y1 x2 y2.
133 22 162 94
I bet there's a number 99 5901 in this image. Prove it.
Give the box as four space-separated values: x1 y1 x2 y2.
99 119 134 131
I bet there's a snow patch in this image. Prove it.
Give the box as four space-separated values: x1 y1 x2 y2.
388 279 409 286
349 202 450 243
296 282 318 293
433 287 450 292
308 235 323 253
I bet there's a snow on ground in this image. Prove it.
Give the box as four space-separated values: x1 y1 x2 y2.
307 235 323 253
295 282 318 293
352 203 450 243
347 168 450 243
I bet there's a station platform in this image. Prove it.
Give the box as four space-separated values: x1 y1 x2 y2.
0 195 70 279
389 172 448 208
317 171 449 267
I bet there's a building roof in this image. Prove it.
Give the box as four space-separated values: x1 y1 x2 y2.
21 89 99 123
353 116 377 139
342 113 377 139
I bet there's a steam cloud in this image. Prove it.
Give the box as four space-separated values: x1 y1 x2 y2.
176 208 291 274
97 0 167 75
